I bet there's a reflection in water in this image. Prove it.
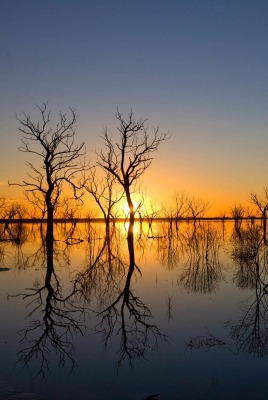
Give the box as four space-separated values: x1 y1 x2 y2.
231 223 266 290
187 222 268 358
179 223 223 294
157 221 182 270
186 329 227 351
9 228 87 377
77 220 168 368
0 222 30 269
7 218 268 394
157 221 223 294
77 222 126 307
9 220 168 376
226 223 268 356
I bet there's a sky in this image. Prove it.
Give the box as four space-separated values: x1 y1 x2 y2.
1 0 268 216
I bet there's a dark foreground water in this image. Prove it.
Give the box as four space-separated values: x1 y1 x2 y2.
0 220 268 400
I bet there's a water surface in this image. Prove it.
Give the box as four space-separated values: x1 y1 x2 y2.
0 220 267 399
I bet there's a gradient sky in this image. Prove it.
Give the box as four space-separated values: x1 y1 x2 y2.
1 0 268 216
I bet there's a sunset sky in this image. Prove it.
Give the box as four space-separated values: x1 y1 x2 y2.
1 0 268 216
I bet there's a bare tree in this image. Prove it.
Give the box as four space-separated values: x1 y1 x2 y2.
230 203 245 232
2 202 27 230
0 198 27 230
187 196 209 222
96 110 169 224
173 191 189 220
249 188 268 238
2 202 26 220
161 192 188 226
141 198 162 237
58 196 82 220
83 167 124 230
10 103 87 240
0 197 8 218
230 203 245 220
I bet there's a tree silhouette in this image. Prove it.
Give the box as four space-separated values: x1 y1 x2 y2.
249 188 268 242
230 203 245 233
96 110 169 224
10 103 87 240
187 196 209 222
83 167 124 232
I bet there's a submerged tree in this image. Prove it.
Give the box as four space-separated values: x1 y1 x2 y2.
96 110 169 224
249 188 268 241
83 167 124 232
187 196 209 222
173 191 189 220
230 203 245 233
10 103 87 240
0 197 8 218
0 198 27 229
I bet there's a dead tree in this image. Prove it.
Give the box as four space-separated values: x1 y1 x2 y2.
187 196 209 226
10 103 87 240
249 188 268 242
83 167 124 233
230 203 245 233
96 109 169 225
141 198 162 237
0 197 8 218
173 191 189 221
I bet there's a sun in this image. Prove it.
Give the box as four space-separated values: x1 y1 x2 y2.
116 193 144 218
122 200 140 217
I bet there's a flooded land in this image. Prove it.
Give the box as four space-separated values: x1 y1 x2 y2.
0 219 268 400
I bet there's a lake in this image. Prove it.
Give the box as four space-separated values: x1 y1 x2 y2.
0 219 268 400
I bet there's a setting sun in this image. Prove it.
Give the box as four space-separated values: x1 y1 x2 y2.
116 193 144 218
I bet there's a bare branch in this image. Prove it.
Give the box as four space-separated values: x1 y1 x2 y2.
11 103 89 236
96 110 170 221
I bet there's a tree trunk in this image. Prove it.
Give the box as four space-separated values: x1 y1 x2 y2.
263 211 267 244
125 184 135 226
126 219 135 295
45 190 54 241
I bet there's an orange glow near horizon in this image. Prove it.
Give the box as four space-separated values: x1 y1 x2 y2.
0 178 256 219
115 193 144 218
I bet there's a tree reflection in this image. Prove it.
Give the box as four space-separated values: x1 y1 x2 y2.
157 221 182 271
226 223 268 356
157 221 223 294
10 220 167 374
178 223 223 294
0 222 31 270
77 223 126 308
187 222 268 357
77 220 168 368
231 223 265 289
10 231 87 377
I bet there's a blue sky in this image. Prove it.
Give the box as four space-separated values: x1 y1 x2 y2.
1 0 268 215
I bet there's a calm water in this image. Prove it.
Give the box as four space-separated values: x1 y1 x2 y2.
0 220 268 399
